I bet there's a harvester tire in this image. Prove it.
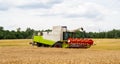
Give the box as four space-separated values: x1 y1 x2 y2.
54 43 62 48
36 43 43 47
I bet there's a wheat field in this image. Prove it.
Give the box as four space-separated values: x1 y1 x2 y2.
0 39 120 64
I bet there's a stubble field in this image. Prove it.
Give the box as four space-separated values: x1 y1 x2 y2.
0 39 120 64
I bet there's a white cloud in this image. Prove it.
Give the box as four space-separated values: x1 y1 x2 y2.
36 1 110 20
0 0 120 32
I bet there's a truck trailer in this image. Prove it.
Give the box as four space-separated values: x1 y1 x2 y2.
30 26 94 48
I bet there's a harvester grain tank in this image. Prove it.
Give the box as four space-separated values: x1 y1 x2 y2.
30 26 94 48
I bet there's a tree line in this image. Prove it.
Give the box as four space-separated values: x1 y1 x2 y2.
0 26 120 39
0 27 34 39
75 29 120 38
0 26 52 39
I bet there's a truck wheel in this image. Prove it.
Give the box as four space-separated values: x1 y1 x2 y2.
54 43 62 48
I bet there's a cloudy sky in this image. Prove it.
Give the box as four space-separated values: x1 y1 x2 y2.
0 0 120 32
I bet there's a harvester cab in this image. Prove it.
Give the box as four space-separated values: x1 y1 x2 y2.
31 26 94 48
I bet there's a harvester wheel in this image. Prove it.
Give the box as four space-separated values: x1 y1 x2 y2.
36 43 43 47
54 43 62 48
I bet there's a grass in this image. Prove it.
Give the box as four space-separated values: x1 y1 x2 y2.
0 39 31 47
90 39 120 50
0 39 120 50
0 39 120 64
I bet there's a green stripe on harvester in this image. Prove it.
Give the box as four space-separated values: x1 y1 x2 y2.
62 43 69 48
33 36 55 46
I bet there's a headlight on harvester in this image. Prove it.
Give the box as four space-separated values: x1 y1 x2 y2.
68 40 70 43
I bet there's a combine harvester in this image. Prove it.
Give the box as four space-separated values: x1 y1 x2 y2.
30 26 94 48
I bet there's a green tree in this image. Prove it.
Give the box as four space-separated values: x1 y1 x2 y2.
25 28 34 38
